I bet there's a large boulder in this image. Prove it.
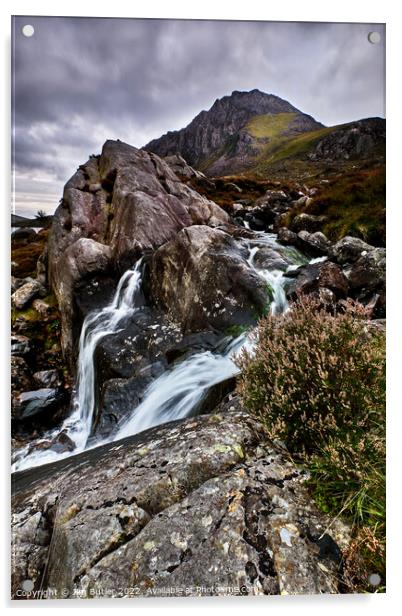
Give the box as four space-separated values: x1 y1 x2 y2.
51 238 112 359
150 225 269 333
347 248 386 293
48 140 230 358
329 236 374 265
11 411 349 599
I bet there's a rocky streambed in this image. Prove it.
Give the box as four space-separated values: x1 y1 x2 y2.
11 140 385 598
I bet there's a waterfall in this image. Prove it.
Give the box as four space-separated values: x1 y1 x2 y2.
64 259 143 449
12 229 307 473
246 234 290 315
114 334 251 439
12 260 143 471
114 237 296 441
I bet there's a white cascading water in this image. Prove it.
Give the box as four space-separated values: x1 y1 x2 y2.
115 334 252 439
12 260 143 471
13 229 308 472
114 232 297 440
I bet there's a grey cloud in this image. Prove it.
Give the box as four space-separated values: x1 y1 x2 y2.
12 17 385 215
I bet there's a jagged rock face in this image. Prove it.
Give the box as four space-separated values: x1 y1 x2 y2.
145 89 323 175
308 118 386 161
150 225 269 333
48 140 230 359
11 411 349 598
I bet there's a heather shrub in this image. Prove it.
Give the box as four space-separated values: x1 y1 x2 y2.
236 297 385 455
236 296 386 591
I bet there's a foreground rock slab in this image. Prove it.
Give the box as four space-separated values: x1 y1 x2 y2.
12 411 349 599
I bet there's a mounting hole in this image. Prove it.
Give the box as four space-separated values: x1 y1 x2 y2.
22 579 34 591
368 31 381 44
368 573 381 586
22 24 35 38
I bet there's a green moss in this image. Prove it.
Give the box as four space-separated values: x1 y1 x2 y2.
224 324 249 337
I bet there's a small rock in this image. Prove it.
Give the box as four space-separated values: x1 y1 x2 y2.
296 230 331 257
290 213 327 234
33 369 62 388
15 388 65 421
277 227 298 246
11 334 31 356
12 280 46 310
32 299 51 316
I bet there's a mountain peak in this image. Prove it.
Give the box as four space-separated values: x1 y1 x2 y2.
144 89 323 175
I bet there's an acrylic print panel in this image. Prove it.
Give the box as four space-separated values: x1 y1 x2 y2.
11 16 385 599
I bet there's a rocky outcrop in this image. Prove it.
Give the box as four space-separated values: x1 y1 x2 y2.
48 140 230 359
308 118 385 162
163 153 206 179
12 411 349 599
145 89 323 175
329 236 374 265
150 225 269 333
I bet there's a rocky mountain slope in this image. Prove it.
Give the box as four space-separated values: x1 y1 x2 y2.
145 90 385 178
145 89 324 175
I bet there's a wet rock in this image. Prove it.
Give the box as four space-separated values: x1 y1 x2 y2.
253 247 290 271
296 230 331 257
346 248 386 316
165 331 223 363
11 280 45 310
14 388 65 421
11 334 31 356
95 367 164 439
12 411 349 598
290 213 327 234
329 236 374 265
33 369 62 389
277 227 298 246
285 261 348 301
150 225 269 334
94 309 181 382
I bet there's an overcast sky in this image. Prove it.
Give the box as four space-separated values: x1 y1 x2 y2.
12 17 385 217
